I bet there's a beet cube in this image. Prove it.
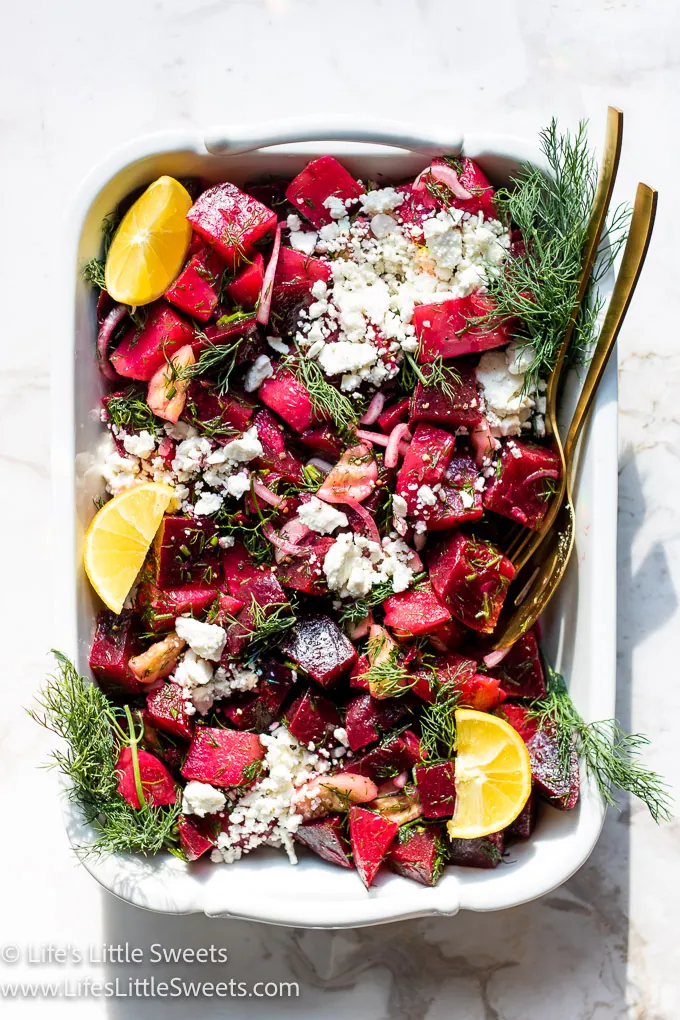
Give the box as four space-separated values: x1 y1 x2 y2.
344 694 380 751
285 688 340 745
401 729 423 767
199 315 261 358
187 182 277 268
483 440 561 530
295 814 353 869
415 293 510 363
111 302 194 381
253 408 305 484
387 824 444 886
395 423 455 516
155 516 221 588
116 747 178 809
140 583 218 632
425 453 484 531
526 725 580 809
181 728 264 788
414 762 457 818
426 617 467 654
221 542 263 594
427 532 515 634
440 655 504 711
258 368 316 433
286 156 365 228
349 654 371 690
410 364 483 432
506 793 537 840
447 830 505 869
277 536 335 595
281 613 357 688
146 681 194 741
498 703 538 743
164 246 224 323
185 380 254 433
490 630 546 700
382 583 451 638
428 156 497 219
297 425 345 460
178 814 218 861
377 397 411 434
342 733 414 783
221 659 295 731
225 252 265 309
271 247 332 336
348 806 398 888
89 610 144 696
226 572 289 657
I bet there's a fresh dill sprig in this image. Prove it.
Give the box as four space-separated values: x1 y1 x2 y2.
404 353 461 400
182 337 245 397
102 211 121 256
105 386 163 436
228 598 297 657
528 666 672 823
82 258 107 290
357 630 414 699
287 347 364 432
419 678 461 763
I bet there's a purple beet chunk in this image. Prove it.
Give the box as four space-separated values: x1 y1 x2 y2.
345 693 412 753
526 726 580 809
387 824 444 886
281 613 358 688
285 688 340 745
156 516 221 588
146 681 194 741
341 734 413 783
506 793 537 840
89 610 144 696
295 813 353 869
489 630 546 700
221 660 295 731
178 815 219 861
447 831 505 869
414 762 457 818
226 572 289 657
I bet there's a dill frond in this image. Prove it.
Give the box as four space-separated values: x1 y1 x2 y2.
287 347 364 432
82 258 107 290
405 354 461 400
419 676 462 763
105 387 163 436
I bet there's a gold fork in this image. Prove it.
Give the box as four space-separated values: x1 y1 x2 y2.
491 182 658 648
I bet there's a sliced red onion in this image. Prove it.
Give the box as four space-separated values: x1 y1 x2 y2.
251 477 283 507
306 457 333 475
345 499 381 545
360 392 385 425
97 304 127 381
393 771 409 790
347 613 372 641
263 521 312 562
398 440 410 458
256 223 282 325
412 166 432 192
356 429 389 447
414 532 427 552
483 647 511 668
385 423 411 468
471 417 498 467
407 549 424 572
430 162 473 201
524 468 560 485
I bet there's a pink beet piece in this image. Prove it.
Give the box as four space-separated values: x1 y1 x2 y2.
111 302 194 381
382 583 452 638
185 380 254 432
181 728 264 788
140 583 218 632
187 182 277 269
394 182 440 232
295 814 353 869
377 397 411 434
526 725 580 810
424 453 484 531
281 613 357 689
226 253 265 309
178 815 218 861
498 703 539 743
226 572 290 656
297 425 345 460
271 247 331 335
506 793 537 840
410 364 483 432
344 694 412 752
221 542 263 594
221 660 295 731
438 654 504 712
276 536 335 595
349 806 398 888
427 532 515 634
483 440 561 530
426 617 467 654
429 156 497 219
387 824 444 886
146 681 194 741
253 408 306 484
414 762 457 818
395 423 456 516
164 246 224 323
489 630 546 700
199 314 261 358
414 293 511 363
155 516 221 588
342 733 418 783
89 610 144 696
349 654 371 691
116 747 178 809
286 156 365 228
258 368 316 433
447 830 505 869
285 688 340 745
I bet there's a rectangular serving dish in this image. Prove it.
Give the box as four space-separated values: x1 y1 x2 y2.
54 123 618 926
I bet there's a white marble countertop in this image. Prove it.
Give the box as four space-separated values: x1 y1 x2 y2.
2 0 679 1016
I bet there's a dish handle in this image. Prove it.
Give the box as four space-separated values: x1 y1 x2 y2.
204 120 463 157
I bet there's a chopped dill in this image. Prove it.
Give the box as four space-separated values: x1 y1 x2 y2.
82 258 106 290
419 676 462 763
404 353 461 401
227 598 297 657
105 386 163 436
286 346 364 432
182 337 245 397
357 630 414 699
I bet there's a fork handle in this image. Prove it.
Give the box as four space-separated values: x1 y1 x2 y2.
564 182 658 467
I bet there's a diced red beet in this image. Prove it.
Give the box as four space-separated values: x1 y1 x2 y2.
187 182 277 269
382 583 452 638
226 253 265 309
155 516 221 588
425 453 484 531
221 542 263 594
221 659 295 731
377 397 411 434
506 793 537 840
428 156 497 219
276 536 335 595
226 572 289 657
185 380 254 433
286 156 365 228
414 762 457 818
427 532 515 634
295 814 353 869
146 681 194 741
489 630 546 700
414 293 511 363
483 440 561 530
258 368 316 433
342 733 416 783
447 830 505 869
253 408 306 484
271 247 331 335
139 583 218 632
526 725 580 810
395 423 455 515
285 688 340 745
410 364 483 432
349 654 371 690
116 747 178 809
89 610 144 696
387 824 444 886
164 246 223 323
181 728 264 788
199 315 262 360
348 806 398 888
344 693 380 751
297 425 345 460
498 703 539 743
394 182 440 231
427 617 467 654
111 302 194 381
439 655 504 711
401 730 423 767
178 814 218 861
281 613 357 689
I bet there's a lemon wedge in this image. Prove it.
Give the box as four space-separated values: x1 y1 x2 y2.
446 709 532 839
105 175 192 306
83 483 174 613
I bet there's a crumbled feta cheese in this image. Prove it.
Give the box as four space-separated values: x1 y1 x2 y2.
225 471 251 499
193 491 223 516
359 187 405 216
218 535 235 549
175 617 226 661
244 355 274 393
370 214 398 238
323 532 414 598
476 343 537 437
174 649 214 689
223 426 263 463
297 496 348 535
182 781 227 818
323 194 353 219
392 494 408 517
122 430 156 459
286 214 302 232
290 230 318 255
416 484 438 507
318 341 378 377
267 336 290 355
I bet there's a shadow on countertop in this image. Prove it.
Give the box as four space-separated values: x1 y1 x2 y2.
101 449 672 1020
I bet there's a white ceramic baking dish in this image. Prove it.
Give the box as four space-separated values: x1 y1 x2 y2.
53 121 617 926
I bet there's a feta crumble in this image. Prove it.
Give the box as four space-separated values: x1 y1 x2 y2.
322 532 414 598
182 781 227 818
476 341 537 437
297 496 349 535
175 617 227 662
244 355 274 393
